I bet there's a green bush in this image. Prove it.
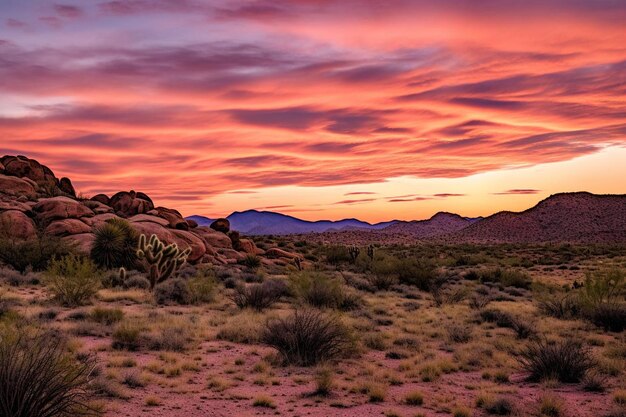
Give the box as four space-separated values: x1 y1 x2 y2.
0 329 96 417
0 235 75 273
239 254 261 270
45 255 101 306
289 271 345 308
90 218 138 270
579 268 626 332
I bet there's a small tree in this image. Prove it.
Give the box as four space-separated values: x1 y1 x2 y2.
136 234 190 290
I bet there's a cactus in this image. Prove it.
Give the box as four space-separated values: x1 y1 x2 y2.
367 244 375 261
136 234 191 290
293 256 303 271
348 246 360 263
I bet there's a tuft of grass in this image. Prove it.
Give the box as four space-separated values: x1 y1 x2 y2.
314 365 334 396
90 307 124 325
539 394 565 417
144 395 162 406
404 391 424 406
252 395 276 408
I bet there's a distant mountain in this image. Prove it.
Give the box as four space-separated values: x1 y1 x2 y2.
448 192 626 243
186 210 397 235
382 211 480 238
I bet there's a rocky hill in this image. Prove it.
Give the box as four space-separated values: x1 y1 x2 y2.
382 212 478 238
188 210 396 235
0 155 300 267
447 192 626 244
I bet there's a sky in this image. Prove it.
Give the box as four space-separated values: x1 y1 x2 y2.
1 0 625 222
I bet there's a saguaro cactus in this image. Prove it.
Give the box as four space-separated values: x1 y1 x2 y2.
136 234 190 290
367 244 375 261
348 246 360 263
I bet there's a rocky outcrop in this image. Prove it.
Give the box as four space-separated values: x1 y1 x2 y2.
109 190 154 217
33 196 94 224
0 210 37 239
0 155 292 268
210 218 230 234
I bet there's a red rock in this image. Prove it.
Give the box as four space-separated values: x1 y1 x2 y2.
194 226 233 249
45 219 91 236
238 238 258 255
210 218 230 234
217 248 246 262
82 200 113 214
33 196 94 224
170 230 207 263
81 213 117 227
63 233 95 253
0 210 36 239
186 219 198 228
265 247 299 259
109 190 154 217
155 206 188 230
0 175 37 198
128 214 169 226
90 194 110 205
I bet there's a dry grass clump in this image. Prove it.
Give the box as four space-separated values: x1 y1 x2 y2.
313 365 334 396
216 311 264 344
517 338 595 382
262 309 355 366
230 280 286 311
252 395 276 408
0 329 97 417
90 307 124 325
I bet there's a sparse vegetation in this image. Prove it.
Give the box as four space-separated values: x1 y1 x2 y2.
518 338 595 382
45 254 101 306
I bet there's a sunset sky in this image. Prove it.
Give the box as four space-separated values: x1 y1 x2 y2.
1 0 625 222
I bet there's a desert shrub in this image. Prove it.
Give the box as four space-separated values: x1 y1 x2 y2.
473 268 532 289
537 292 581 319
0 267 41 286
324 246 352 265
538 394 565 417
578 268 626 332
123 275 150 289
585 303 626 332
112 322 143 351
396 258 438 290
187 268 217 304
479 308 533 338
447 325 472 343
230 280 285 311
429 275 467 306
262 309 355 366
239 254 261 270
580 268 625 306
366 273 397 291
517 338 595 382
90 308 124 325
154 278 191 305
90 218 138 270
146 325 192 351
0 329 96 417
0 235 75 273
289 271 345 308
45 255 101 307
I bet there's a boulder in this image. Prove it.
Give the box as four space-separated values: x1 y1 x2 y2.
63 233 95 254
194 226 233 249
0 175 37 198
81 213 117 227
210 218 230 234
186 219 198 229
128 214 169 226
109 190 154 217
155 206 188 230
91 194 110 205
265 247 299 259
45 219 91 236
170 230 206 263
1 155 57 191
217 248 246 262
0 210 36 239
0 198 34 213
33 196 94 224
0 161 4 172
58 177 76 197
238 238 258 255
82 200 114 214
